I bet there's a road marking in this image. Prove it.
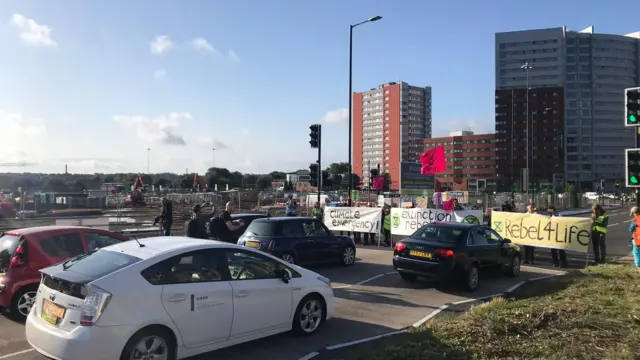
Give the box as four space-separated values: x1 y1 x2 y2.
506 280 527 293
625 220 632 223
529 274 564 282
412 304 449 328
356 274 385 286
385 271 397 275
0 349 35 359
297 351 320 360
610 223 619 226
331 284 351 289
451 293 504 305
325 329 408 350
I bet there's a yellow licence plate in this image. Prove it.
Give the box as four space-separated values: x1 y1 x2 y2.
246 241 261 248
41 299 65 325
409 250 432 259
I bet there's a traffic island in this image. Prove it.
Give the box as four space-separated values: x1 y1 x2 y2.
335 264 640 360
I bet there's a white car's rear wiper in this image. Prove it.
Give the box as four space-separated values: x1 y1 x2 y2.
62 248 100 270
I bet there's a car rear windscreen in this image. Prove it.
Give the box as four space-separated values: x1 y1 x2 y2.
0 234 21 272
411 225 465 243
62 249 141 280
244 221 275 236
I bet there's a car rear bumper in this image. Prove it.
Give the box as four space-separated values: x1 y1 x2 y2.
26 310 128 360
393 256 458 280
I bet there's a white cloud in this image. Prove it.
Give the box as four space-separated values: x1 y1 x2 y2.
191 37 215 53
195 136 228 149
154 68 167 79
52 158 125 172
0 110 46 139
150 35 174 54
433 118 494 137
10 14 57 47
228 49 240 62
112 112 192 145
322 108 348 123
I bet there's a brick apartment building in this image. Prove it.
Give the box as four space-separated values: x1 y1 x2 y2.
353 81 432 190
420 131 496 192
495 87 565 191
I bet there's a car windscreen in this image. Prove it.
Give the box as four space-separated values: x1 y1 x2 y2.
244 221 275 236
410 225 465 243
0 234 21 272
61 249 141 280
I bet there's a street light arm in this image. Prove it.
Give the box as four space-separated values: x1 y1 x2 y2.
351 15 382 28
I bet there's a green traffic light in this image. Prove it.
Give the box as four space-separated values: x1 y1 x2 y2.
631 176 639 184
630 114 638 124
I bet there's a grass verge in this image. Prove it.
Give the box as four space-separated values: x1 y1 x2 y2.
351 265 640 360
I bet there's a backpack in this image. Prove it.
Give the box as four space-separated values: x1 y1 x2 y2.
185 218 202 238
206 215 230 240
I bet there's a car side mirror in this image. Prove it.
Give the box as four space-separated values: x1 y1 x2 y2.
279 268 292 284
502 238 512 244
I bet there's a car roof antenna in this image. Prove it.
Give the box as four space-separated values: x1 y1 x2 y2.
132 236 145 247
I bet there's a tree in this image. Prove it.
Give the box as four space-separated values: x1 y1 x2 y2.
268 171 286 180
156 178 170 187
326 162 349 174
73 179 86 192
256 176 272 190
179 175 193 189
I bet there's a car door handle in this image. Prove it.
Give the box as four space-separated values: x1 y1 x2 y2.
235 291 250 298
167 295 187 302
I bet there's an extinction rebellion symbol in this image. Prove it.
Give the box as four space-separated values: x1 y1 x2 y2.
392 214 400 228
461 215 480 225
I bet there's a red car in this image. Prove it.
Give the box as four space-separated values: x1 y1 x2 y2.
0 226 128 319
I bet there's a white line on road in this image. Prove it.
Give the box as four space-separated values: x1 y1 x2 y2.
0 349 34 359
506 281 527 293
529 274 564 282
331 284 351 289
451 293 504 305
385 271 397 275
355 274 385 286
324 329 408 351
610 223 620 226
625 220 632 223
412 304 449 328
296 351 320 360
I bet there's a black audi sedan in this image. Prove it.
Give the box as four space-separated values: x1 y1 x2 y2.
237 217 356 266
393 222 521 291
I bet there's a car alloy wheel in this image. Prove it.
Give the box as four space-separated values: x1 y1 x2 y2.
282 253 295 264
130 336 169 360
512 257 521 277
342 247 355 265
16 290 37 317
299 299 323 334
467 266 479 290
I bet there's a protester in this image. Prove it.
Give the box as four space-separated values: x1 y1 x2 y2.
363 203 376 245
523 204 536 264
185 204 207 239
382 206 391 246
591 204 609 264
628 206 640 274
547 206 568 268
285 194 297 217
484 207 492 226
153 197 173 236
311 202 323 221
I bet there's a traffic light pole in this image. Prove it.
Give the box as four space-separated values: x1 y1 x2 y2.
317 125 322 205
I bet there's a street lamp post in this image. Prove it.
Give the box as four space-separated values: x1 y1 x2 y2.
212 148 215 169
347 15 382 206
521 62 533 203
531 107 552 202
147 148 151 174
510 89 515 199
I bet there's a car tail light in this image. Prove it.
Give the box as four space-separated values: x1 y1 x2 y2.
435 248 454 258
9 243 27 269
79 285 112 326
268 240 275 252
394 242 406 252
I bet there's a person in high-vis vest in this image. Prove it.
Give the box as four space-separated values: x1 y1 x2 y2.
591 204 609 264
311 202 323 221
628 206 640 273
382 206 391 247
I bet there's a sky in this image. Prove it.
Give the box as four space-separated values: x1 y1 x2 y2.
0 0 637 175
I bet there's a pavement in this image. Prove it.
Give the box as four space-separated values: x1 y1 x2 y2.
0 205 630 360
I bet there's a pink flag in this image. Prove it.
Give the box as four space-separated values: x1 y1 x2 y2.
442 198 455 211
419 145 446 174
372 177 384 190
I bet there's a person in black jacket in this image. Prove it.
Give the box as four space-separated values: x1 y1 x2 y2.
548 206 568 268
153 197 173 236
186 204 208 239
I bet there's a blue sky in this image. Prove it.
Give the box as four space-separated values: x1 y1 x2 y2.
0 0 637 174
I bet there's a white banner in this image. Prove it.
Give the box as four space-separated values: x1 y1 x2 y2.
390 208 483 236
324 207 383 233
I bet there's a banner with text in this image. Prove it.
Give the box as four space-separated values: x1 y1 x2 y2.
490 211 590 252
324 207 383 233
390 208 483 236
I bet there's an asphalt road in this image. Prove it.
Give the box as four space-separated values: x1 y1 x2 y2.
0 247 564 360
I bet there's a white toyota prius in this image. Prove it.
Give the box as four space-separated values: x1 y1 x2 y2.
25 237 335 360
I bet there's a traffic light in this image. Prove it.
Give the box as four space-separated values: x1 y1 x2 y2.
309 124 320 148
321 171 329 190
615 180 620 189
626 149 640 187
625 87 640 126
309 163 318 186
